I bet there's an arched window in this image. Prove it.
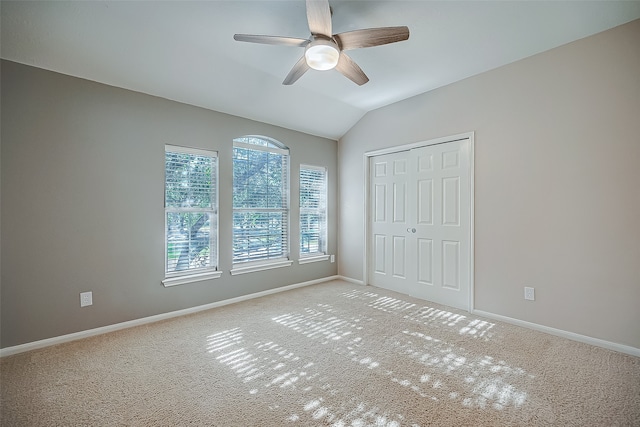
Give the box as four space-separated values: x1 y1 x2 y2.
232 136 291 272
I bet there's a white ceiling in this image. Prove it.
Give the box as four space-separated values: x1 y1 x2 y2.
2 1 639 140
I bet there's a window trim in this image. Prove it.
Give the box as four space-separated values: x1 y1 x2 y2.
164 145 220 285
233 140 289 156
162 270 223 287
298 254 330 265
230 258 293 276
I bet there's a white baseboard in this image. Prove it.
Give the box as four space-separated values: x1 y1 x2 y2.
7 277 634 359
0 275 339 358
359 280 638 357
472 309 640 358
337 275 365 286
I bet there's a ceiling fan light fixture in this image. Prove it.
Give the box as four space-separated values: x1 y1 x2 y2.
233 0 410 85
304 39 340 71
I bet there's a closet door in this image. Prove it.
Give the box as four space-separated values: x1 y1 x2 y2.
369 139 470 310
370 149 414 296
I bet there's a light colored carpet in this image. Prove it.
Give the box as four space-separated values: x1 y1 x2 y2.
1 280 639 426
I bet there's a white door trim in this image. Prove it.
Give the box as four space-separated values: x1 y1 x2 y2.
363 132 475 312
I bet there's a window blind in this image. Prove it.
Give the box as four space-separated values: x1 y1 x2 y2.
165 145 218 275
232 139 290 265
300 165 327 257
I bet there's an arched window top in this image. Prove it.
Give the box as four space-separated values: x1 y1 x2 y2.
233 135 288 152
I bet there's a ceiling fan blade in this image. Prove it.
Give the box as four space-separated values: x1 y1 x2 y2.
334 26 410 50
234 34 309 47
283 56 310 85
335 53 369 86
306 0 332 37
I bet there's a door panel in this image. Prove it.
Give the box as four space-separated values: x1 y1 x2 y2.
373 234 386 274
369 139 470 310
417 179 433 225
418 151 433 172
442 177 460 226
442 240 460 290
392 236 406 278
417 238 433 285
374 184 386 222
394 159 407 175
442 149 460 169
393 182 407 223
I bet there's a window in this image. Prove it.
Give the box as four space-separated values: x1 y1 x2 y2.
163 145 220 286
232 136 291 274
300 165 328 260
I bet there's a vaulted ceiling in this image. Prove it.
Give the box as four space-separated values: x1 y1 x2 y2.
2 1 639 140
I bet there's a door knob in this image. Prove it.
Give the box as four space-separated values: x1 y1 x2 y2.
407 228 416 233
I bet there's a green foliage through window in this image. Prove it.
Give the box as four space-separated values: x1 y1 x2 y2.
165 146 217 274
233 136 289 264
300 166 327 257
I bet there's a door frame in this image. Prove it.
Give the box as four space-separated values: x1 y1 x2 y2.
362 132 475 312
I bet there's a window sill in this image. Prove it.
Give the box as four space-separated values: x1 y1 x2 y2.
162 270 223 287
230 259 293 276
298 254 330 265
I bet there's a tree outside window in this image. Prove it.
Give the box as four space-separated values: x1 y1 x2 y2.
300 165 327 257
232 136 290 265
165 145 218 275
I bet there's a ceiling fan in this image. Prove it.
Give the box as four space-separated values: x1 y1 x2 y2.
233 0 410 86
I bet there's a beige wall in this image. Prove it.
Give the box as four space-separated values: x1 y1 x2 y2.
338 20 640 348
0 61 338 348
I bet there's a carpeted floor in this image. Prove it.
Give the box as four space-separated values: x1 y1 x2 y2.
1 280 639 426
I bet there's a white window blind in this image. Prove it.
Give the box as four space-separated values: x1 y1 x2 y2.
300 165 327 257
232 137 290 265
165 145 218 276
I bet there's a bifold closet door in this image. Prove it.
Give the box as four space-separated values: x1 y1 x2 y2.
369 139 470 310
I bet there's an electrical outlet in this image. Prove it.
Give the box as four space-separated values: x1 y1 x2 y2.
330 254 335 263
524 287 535 301
80 291 93 307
